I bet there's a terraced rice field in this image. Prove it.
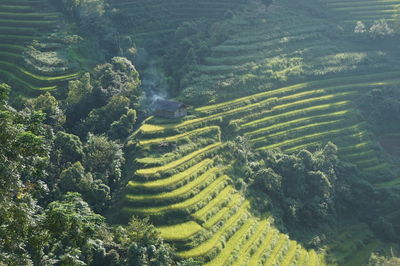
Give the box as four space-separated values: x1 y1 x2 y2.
324 0 400 24
120 124 321 264
109 0 246 39
118 1 400 263
0 0 79 92
180 5 392 104
141 71 399 183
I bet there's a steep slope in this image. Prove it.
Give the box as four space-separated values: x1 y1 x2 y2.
120 122 323 265
109 0 247 40
0 0 79 94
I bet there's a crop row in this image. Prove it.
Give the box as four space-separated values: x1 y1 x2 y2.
134 142 222 178
195 71 400 114
122 174 231 216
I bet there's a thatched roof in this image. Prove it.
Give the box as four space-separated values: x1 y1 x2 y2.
155 99 185 112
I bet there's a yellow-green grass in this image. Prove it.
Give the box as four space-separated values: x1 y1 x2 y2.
243 106 352 137
127 158 213 190
354 158 382 168
362 162 389 172
125 167 222 202
284 128 372 153
0 12 58 19
231 219 270 266
203 218 257 266
339 141 375 153
202 193 244 229
257 123 366 151
123 175 231 215
0 19 55 27
0 60 80 82
138 126 220 146
195 71 400 114
341 150 376 161
375 177 400 189
0 26 37 35
178 201 249 258
280 241 299 266
141 94 278 134
327 0 400 8
308 250 320 266
191 186 236 222
247 229 279 265
141 90 355 135
239 89 357 129
262 234 288 266
158 221 203 241
141 74 399 135
135 142 222 177
297 249 309 266
285 142 321 153
251 119 348 146
0 44 25 53
196 82 310 114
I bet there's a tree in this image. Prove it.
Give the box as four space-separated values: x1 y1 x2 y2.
66 72 93 107
113 217 175 266
83 134 124 186
54 131 84 164
80 96 131 135
92 57 140 105
354 21 366 34
369 19 394 38
65 73 94 125
26 92 66 128
59 162 111 212
108 109 137 140
0 83 49 265
43 192 110 264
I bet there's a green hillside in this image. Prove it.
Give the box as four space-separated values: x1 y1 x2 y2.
0 0 79 95
1 0 400 265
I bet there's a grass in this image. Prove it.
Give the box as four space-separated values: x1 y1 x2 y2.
202 194 244 229
191 186 235 222
125 167 222 202
138 126 220 146
247 229 279 265
158 221 203 241
241 91 357 130
280 241 299 266
203 218 257 266
195 71 400 114
363 162 389 172
135 142 222 177
178 201 249 258
243 104 352 136
127 158 213 190
297 249 309 266
257 123 366 151
262 234 288 266
309 250 320 266
375 177 400 189
0 0 75 94
231 219 270 266
123 175 230 215
251 119 348 146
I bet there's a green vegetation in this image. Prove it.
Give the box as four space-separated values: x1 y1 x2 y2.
2 0 400 265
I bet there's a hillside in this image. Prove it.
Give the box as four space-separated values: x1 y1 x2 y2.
1 0 400 265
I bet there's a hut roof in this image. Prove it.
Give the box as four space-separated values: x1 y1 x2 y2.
155 99 185 112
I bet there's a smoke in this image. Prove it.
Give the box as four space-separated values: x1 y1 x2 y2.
136 50 169 114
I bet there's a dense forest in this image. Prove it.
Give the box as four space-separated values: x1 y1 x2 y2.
1 0 400 265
